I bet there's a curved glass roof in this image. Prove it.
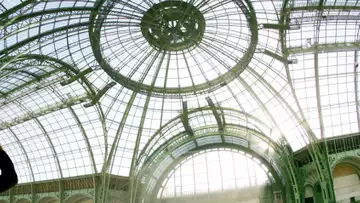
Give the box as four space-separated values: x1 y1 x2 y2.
158 148 270 198
0 0 359 185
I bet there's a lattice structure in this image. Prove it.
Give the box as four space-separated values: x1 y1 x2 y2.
1 0 360 203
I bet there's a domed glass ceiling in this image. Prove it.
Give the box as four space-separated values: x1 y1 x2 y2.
0 0 359 186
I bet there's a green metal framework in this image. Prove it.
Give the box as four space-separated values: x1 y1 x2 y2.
0 0 360 203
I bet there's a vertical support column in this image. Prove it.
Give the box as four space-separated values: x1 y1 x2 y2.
31 184 36 203
59 179 64 203
95 174 109 203
9 188 15 203
313 182 323 203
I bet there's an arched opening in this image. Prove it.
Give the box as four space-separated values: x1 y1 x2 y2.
15 199 30 203
66 194 93 203
332 163 360 202
156 148 274 203
38 197 59 203
304 185 315 203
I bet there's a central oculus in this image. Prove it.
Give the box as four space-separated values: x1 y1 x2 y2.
141 1 206 51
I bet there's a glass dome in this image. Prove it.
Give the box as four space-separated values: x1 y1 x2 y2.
0 0 359 202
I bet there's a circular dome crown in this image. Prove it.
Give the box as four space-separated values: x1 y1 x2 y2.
91 0 257 96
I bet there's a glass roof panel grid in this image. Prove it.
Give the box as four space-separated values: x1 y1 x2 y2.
207 83 247 111
290 53 322 137
2 70 64 102
0 0 22 14
196 136 222 146
287 123 310 150
110 147 133 176
0 101 27 125
287 11 317 49
292 0 320 8
249 55 287 89
159 148 270 199
38 108 93 178
172 142 196 159
0 72 32 93
145 121 185 158
223 136 249 148
72 104 105 172
242 69 275 105
221 111 273 137
252 0 282 24
1 129 33 183
138 98 167 153
37 30 93 67
102 87 132 124
250 135 273 154
18 82 86 114
319 51 359 137
1 15 88 55
11 120 59 182
317 11 360 45
68 37 96 67
1 0 360 188
258 29 281 52
15 26 89 59
189 111 217 128
153 156 173 179
242 68 302 142
326 0 360 6
109 93 153 175
91 0 255 95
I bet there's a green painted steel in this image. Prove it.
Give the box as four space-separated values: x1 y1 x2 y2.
1 0 360 202
89 0 258 96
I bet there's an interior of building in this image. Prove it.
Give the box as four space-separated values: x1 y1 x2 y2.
0 0 360 202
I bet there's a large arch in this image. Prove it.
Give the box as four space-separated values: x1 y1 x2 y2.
0 54 104 183
65 194 93 203
37 197 59 203
132 107 291 203
155 147 275 203
332 157 360 202
15 199 31 203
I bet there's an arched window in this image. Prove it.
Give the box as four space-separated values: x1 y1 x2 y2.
157 148 274 203
332 163 360 202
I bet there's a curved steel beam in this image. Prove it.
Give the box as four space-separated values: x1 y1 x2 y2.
0 55 97 99
288 42 360 55
1 7 94 26
279 2 337 202
0 0 37 19
0 69 61 98
101 91 137 172
145 143 284 202
68 107 98 174
12 100 63 179
0 55 76 74
129 95 151 203
139 106 275 163
0 22 90 55
89 0 258 96
0 94 88 130
142 124 282 168
6 127 35 182
1 67 41 81
180 101 194 136
237 77 286 141
205 97 224 131
288 5 360 11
